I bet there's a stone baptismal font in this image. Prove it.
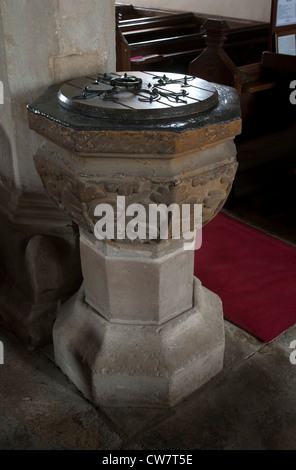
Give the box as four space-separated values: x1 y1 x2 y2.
27 71 241 407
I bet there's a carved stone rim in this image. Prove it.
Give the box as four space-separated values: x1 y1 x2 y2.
27 81 241 133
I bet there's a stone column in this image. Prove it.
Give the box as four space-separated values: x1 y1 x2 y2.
28 72 241 406
0 0 115 349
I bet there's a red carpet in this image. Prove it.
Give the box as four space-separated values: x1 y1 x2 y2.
194 212 296 342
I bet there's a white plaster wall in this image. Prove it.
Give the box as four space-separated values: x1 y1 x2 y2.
0 0 116 191
127 0 272 22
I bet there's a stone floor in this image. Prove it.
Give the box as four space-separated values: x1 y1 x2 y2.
1 313 296 451
0 175 295 451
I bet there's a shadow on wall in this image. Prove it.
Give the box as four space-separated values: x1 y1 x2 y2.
0 124 83 351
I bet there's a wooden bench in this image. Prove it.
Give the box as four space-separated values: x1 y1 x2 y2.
115 3 270 73
188 21 296 207
188 19 296 129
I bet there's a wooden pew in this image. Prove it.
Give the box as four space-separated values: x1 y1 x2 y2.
115 3 270 73
119 11 199 32
240 52 296 133
188 21 296 207
188 19 243 91
116 10 203 71
187 19 280 126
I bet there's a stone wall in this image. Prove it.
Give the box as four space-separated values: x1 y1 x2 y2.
0 0 116 191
